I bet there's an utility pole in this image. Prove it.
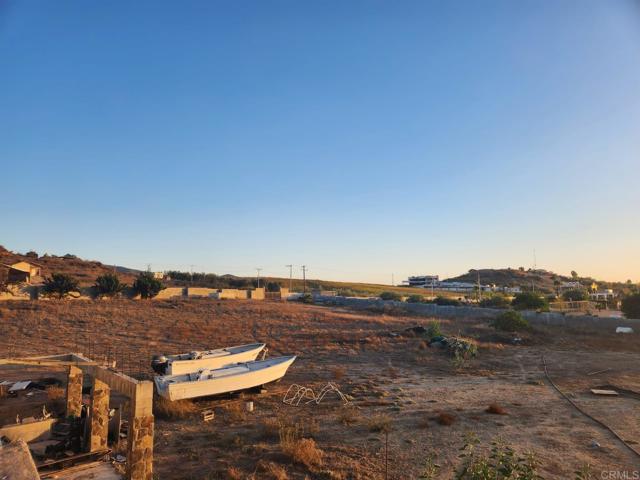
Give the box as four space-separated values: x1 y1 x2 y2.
285 265 293 291
391 273 394 286
301 265 307 293
256 268 262 288
189 264 195 286
477 270 482 302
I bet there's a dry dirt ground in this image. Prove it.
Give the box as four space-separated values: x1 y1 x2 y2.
0 299 638 479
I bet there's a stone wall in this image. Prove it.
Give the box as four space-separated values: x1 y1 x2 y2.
312 296 640 330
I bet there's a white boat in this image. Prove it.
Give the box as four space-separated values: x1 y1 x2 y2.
154 355 296 401
151 343 266 375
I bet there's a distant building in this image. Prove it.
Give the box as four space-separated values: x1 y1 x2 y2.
590 289 615 302
153 272 165 280
0 261 43 284
560 281 583 290
403 275 439 288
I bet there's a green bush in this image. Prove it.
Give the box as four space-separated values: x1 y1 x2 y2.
621 293 640 319
479 294 510 309
132 272 163 299
380 291 402 301
94 273 126 297
42 273 79 299
490 310 530 332
456 434 541 480
425 321 442 339
511 292 548 311
407 294 425 303
299 293 314 304
562 289 587 301
433 296 461 306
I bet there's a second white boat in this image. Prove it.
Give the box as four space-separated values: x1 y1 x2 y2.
151 343 266 375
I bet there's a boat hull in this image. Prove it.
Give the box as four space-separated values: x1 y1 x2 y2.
155 356 296 401
166 343 265 375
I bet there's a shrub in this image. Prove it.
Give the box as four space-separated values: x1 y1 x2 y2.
436 412 456 426
511 292 548 311
42 273 79 299
425 321 442 339
621 293 640 319
562 289 587 301
433 296 461 306
486 403 508 415
132 271 163 299
299 293 314 304
94 273 126 297
367 414 392 433
380 291 402 301
479 294 510 309
266 281 281 292
407 294 426 303
457 434 540 479
491 310 530 332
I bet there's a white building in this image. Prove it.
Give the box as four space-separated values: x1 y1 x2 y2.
403 275 439 288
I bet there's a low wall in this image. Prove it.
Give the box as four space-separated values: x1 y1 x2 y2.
154 287 185 299
0 418 56 442
312 296 640 330
186 288 217 298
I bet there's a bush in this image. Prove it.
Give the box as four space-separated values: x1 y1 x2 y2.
425 320 442 339
491 310 530 332
299 293 314 304
511 292 548 311
407 294 425 303
132 271 163 299
265 281 281 292
94 273 126 297
479 294 510 309
457 434 540 479
621 293 640 319
380 291 402 301
562 289 587 301
42 273 79 299
433 296 461 306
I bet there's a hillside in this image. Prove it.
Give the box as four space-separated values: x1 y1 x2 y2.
0 246 139 286
445 268 629 294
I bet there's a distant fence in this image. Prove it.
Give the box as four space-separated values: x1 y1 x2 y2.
311 295 640 330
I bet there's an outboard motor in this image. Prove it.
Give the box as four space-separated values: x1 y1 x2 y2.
151 355 168 375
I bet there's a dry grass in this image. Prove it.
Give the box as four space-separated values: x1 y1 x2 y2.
45 385 66 415
337 405 360 426
281 437 324 469
153 397 198 420
435 412 457 426
256 460 289 480
486 403 508 415
225 401 246 423
225 466 243 480
367 413 392 433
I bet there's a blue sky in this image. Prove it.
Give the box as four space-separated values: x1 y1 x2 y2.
2 1 639 283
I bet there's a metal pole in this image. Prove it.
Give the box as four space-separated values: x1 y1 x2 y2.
286 265 293 291
302 265 307 293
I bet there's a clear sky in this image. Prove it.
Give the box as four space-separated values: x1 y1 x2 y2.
2 1 639 283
